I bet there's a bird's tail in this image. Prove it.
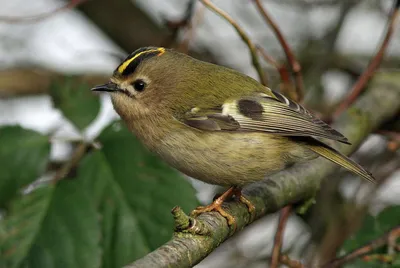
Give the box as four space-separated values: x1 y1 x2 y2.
305 138 375 183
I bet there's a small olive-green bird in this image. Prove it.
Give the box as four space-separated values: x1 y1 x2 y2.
92 47 374 224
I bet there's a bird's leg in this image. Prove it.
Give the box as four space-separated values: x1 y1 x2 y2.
233 187 256 221
191 186 236 226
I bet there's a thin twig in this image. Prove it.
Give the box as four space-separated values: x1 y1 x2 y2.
200 0 268 85
279 255 304 268
322 225 400 268
0 0 87 23
271 206 292 268
53 142 92 182
163 0 197 49
333 1 400 118
254 0 304 101
256 45 280 69
362 254 394 263
178 4 205 53
257 45 298 100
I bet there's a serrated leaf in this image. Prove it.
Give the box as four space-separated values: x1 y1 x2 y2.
0 186 54 268
0 126 50 205
50 76 100 131
22 180 101 268
78 121 199 267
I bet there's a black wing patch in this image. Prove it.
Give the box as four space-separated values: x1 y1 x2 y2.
238 99 264 119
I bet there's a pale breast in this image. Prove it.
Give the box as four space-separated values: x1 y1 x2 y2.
154 127 310 186
127 116 316 186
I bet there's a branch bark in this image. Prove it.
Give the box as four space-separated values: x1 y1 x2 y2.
125 71 400 268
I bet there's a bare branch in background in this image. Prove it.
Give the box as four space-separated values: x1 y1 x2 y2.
280 255 304 268
322 225 400 268
272 0 353 7
163 0 197 49
257 45 299 101
254 0 304 102
271 206 292 268
333 1 400 118
78 0 216 63
0 0 88 23
256 45 280 69
296 0 358 113
310 129 400 265
178 5 206 54
200 0 268 85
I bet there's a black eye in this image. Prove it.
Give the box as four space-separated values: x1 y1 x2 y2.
132 79 146 92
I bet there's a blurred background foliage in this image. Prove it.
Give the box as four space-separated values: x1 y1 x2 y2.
0 0 399 267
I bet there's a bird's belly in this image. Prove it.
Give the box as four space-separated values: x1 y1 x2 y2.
154 130 312 186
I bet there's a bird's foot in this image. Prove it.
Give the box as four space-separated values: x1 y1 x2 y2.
191 186 236 226
233 188 256 222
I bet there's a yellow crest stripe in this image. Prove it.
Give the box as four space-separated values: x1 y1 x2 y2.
117 47 165 74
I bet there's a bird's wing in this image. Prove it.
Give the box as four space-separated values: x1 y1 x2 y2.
180 89 350 144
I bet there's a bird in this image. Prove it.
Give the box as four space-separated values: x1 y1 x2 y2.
91 46 375 225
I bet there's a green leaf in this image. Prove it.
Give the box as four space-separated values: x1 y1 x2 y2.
0 126 50 205
393 254 400 266
77 152 148 267
341 206 400 267
0 186 54 268
50 76 100 131
80 121 199 267
22 180 101 268
1 121 198 268
342 206 400 251
1 178 101 268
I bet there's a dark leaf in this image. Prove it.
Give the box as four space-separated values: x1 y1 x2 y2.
22 181 101 268
341 206 400 267
84 121 199 266
0 126 50 205
0 186 53 268
50 76 100 131
1 121 198 268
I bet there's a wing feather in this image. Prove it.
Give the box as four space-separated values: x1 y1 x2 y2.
180 90 350 144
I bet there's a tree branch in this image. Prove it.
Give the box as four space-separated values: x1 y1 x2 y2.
125 71 400 268
322 225 400 268
333 1 400 118
271 206 292 268
254 0 304 102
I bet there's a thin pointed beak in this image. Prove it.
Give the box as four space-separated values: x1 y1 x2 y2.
91 82 119 92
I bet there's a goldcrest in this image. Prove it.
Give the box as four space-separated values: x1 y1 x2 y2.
92 47 374 223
